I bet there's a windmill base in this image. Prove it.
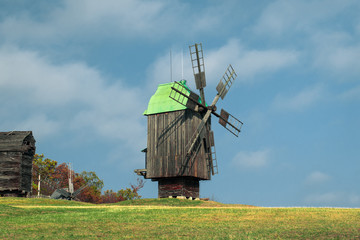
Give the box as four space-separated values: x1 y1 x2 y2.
157 177 199 199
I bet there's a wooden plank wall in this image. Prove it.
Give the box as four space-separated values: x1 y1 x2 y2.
146 109 211 180
0 152 22 191
20 150 34 193
0 132 35 195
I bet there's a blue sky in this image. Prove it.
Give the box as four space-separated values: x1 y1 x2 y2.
1 0 359 207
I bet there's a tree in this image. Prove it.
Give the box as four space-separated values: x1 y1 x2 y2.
130 178 145 199
79 171 104 192
51 163 70 189
101 190 124 203
32 154 57 196
75 171 103 203
117 178 145 200
100 179 145 203
31 153 145 204
51 164 103 203
74 175 102 203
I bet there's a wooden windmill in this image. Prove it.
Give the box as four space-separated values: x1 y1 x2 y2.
135 43 243 199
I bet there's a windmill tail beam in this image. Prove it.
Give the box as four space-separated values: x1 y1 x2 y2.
134 169 147 177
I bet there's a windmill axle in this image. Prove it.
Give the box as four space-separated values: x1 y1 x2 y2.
207 105 217 112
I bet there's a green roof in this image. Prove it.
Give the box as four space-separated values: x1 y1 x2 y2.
143 80 193 115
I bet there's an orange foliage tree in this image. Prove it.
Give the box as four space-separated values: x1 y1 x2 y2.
32 153 145 204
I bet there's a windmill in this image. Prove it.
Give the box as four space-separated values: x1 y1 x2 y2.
50 163 91 200
50 183 91 200
135 43 243 199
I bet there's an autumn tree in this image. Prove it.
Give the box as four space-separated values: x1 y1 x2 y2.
32 153 145 204
51 164 103 203
32 154 57 196
101 179 145 203
73 171 103 203
51 162 71 189
79 171 104 192
130 178 145 199
101 190 123 203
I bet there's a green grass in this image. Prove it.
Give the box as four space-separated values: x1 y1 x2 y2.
1 197 360 239
0 197 92 206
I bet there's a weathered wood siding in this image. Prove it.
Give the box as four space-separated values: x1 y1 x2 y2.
0 131 35 195
146 109 211 180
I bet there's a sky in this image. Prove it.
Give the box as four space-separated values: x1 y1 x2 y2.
0 0 359 207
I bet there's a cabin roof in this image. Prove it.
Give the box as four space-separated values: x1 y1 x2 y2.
0 131 35 152
144 80 201 115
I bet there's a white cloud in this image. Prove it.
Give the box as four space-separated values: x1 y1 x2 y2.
304 171 331 185
236 49 299 79
232 149 270 168
254 0 358 36
206 39 299 82
304 192 342 205
272 85 324 111
0 0 229 44
304 192 360 206
0 46 100 105
147 39 299 89
253 0 360 81
11 114 61 140
311 32 360 80
0 0 170 42
339 85 360 101
146 48 193 90
0 45 146 148
316 45 360 79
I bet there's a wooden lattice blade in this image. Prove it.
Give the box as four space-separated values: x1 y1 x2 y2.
218 109 243 137
216 64 237 100
189 43 206 90
178 109 212 175
169 81 205 111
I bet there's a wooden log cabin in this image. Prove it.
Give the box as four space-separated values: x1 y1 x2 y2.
136 80 211 199
0 131 36 197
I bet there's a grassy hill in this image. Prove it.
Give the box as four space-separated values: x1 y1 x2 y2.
1 197 359 239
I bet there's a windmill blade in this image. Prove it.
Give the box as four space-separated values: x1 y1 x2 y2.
178 127 205 175
178 63 240 174
218 109 243 137
57 188 70 197
216 64 237 100
169 81 206 111
206 130 218 175
189 43 206 89
189 43 206 103
73 182 92 197
50 188 71 199
178 109 212 175
179 81 228 175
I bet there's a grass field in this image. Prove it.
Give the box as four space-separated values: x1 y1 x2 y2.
1 197 360 239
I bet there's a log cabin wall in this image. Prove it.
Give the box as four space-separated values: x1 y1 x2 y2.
158 177 199 198
146 109 211 180
0 131 36 196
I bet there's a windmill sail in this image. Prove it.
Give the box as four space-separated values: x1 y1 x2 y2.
178 127 206 175
169 81 205 111
216 64 237 100
175 63 242 175
218 109 243 137
189 43 206 90
190 43 207 105
206 130 218 175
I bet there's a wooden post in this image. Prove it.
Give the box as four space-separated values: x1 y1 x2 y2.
37 174 41 197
